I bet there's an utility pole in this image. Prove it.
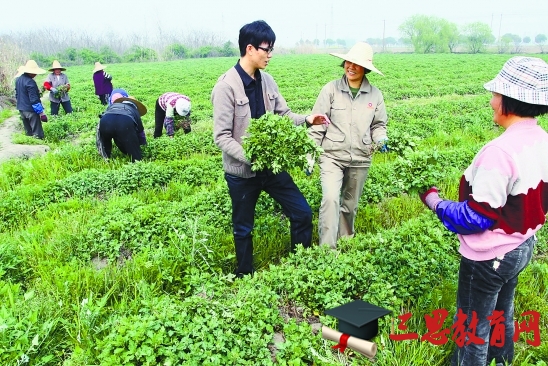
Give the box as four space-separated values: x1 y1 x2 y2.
382 19 386 52
498 13 502 52
324 23 327 48
331 4 334 42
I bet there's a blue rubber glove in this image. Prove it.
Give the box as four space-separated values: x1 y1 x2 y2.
50 87 58 94
379 138 389 153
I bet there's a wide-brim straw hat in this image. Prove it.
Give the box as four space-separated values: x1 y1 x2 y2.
114 96 147 116
484 56 548 106
49 60 66 71
330 42 383 76
15 66 24 78
20 60 47 75
93 62 106 73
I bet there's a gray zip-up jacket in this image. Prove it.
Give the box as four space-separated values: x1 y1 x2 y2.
45 72 71 103
309 75 388 167
212 66 307 178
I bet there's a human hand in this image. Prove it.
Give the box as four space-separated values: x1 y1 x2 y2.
40 114 48 122
305 154 315 176
137 130 147 145
419 187 442 211
50 87 58 94
182 119 191 134
378 138 389 153
307 113 331 126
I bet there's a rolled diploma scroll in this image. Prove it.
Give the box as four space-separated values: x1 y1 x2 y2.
321 326 377 358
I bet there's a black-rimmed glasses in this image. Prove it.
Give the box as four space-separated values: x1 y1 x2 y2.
256 46 274 54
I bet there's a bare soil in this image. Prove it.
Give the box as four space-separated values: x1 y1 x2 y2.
0 114 50 162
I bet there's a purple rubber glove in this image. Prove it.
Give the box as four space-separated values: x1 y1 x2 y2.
40 114 48 122
419 187 443 211
137 130 147 145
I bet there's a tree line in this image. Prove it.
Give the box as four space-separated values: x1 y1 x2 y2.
27 41 239 68
398 15 547 54
1 27 240 68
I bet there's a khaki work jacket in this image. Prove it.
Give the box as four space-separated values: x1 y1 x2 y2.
310 75 388 167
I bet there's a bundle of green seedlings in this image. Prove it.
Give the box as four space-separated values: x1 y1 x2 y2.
53 84 69 98
242 112 323 174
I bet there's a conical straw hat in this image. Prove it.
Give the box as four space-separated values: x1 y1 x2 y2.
20 60 47 75
48 60 66 71
93 61 106 73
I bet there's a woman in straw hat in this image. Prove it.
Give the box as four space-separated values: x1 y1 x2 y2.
92 61 113 105
154 92 192 138
308 42 388 249
97 96 147 162
419 57 548 365
43 60 73 116
15 60 49 139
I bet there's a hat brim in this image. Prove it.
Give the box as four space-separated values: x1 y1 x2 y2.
49 67 66 72
114 97 147 116
20 66 47 75
93 65 106 73
330 52 383 76
484 78 548 106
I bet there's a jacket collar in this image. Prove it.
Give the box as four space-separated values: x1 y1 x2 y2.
338 74 372 94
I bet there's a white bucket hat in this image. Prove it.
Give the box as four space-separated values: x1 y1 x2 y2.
330 42 383 76
484 56 548 106
20 60 47 75
175 98 191 116
93 62 106 73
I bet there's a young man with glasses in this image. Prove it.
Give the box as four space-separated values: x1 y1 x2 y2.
211 20 330 278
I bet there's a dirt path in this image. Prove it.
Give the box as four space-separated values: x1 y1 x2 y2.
0 114 50 162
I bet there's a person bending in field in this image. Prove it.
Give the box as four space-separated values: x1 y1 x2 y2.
211 20 330 278
97 96 147 162
92 62 113 105
154 92 192 138
43 60 73 116
419 57 548 366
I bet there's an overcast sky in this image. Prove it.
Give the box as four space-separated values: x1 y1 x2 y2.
1 0 547 47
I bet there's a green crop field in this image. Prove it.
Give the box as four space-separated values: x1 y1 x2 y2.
1 53 547 365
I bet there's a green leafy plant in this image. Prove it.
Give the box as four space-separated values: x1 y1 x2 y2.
53 84 69 99
242 112 323 174
393 149 448 194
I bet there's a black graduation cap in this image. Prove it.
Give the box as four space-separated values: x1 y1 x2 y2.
325 299 392 340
